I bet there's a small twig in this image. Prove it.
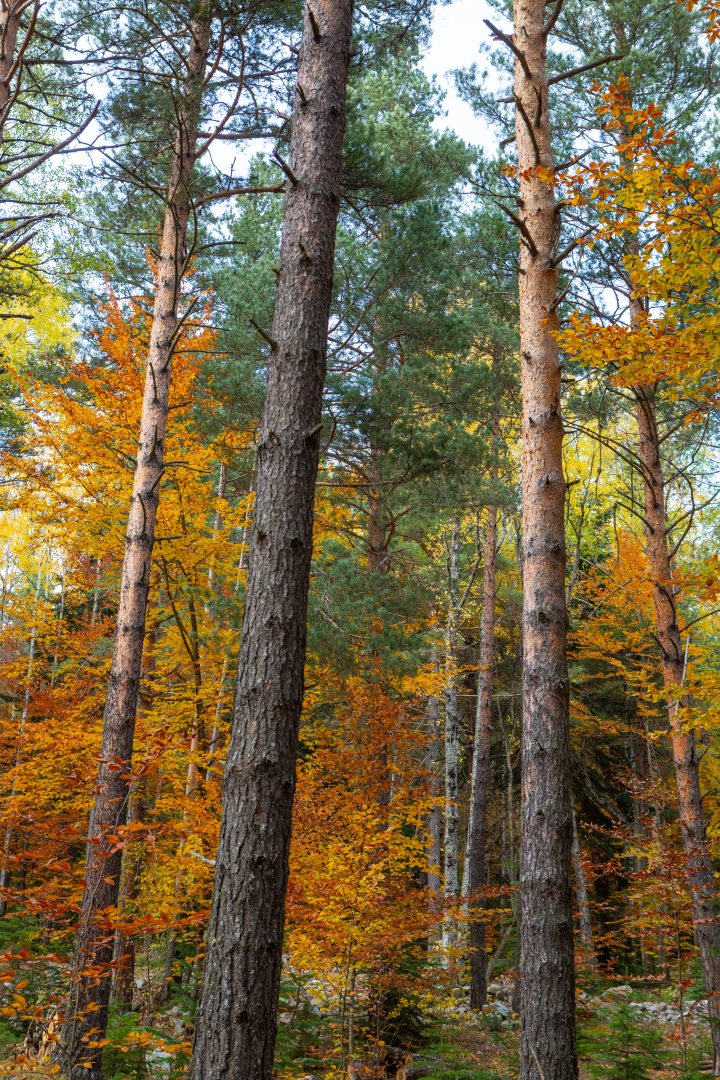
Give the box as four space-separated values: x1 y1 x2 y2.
549 226 595 268
295 82 308 106
250 318 278 351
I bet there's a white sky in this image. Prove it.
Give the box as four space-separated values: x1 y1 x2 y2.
421 0 509 150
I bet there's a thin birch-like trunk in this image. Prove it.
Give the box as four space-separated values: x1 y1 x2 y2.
442 520 461 960
427 690 443 943
571 808 596 972
0 566 42 915
466 504 498 1008
56 11 212 1077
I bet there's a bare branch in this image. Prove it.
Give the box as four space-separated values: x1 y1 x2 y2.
483 19 532 81
548 53 625 87
543 0 565 37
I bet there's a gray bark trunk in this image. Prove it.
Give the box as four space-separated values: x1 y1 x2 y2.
188 5 354 1077
571 808 596 972
442 521 461 959
466 505 498 1008
427 691 443 943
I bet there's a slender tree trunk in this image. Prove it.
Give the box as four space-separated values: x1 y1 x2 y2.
628 728 653 976
571 809 597 973
512 2 577 1076
442 521 461 960
466 505 497 1008
111 782 146 1011
112 623 158 1012
90 558 103 627
427 688 443 943
205 657 229 783
203 462 232 782
188 5 354 1077
634 383 720 1072
56 12 211 1078
0 566 42 915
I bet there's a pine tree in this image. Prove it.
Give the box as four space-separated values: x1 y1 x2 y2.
189 3 355 1076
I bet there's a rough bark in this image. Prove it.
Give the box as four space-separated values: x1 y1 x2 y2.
512 1 577 1076
188 5 354 1077
442 520 461 960
466 505 497 1009
56 11 211 1078
634 383 720 1071
0 0 30 136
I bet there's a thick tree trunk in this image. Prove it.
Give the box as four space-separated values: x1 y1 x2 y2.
466 505 497 1009
442 521 461 960
634 383 720 1071
0 0 26 133
188 5 354 1078
512 2 577 1076
56 12 211 1078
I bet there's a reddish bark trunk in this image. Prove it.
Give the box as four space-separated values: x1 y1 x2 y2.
512 1 577 1076
634 383 720 1070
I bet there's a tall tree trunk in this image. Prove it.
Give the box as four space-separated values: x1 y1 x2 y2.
0 0 28 135
466 505 497 1009
634 383 720 1071
442 520 461 960
56 11 211 1078
511 1 577 1076
188 5 354 1077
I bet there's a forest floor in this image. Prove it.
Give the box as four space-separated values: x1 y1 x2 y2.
0 923 714 1079
409 980 714 1079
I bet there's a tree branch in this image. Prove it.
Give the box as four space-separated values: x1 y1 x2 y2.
548 53 625 87
484 19 532 81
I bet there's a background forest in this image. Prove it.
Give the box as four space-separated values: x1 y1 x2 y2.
1 0 720 1078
